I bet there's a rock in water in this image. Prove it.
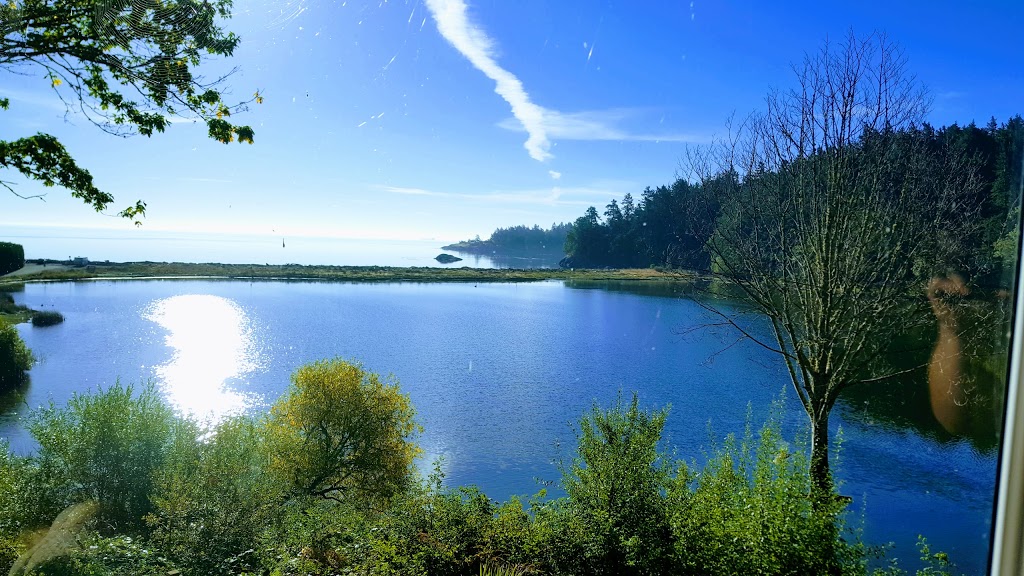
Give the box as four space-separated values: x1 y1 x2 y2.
435 253 463 264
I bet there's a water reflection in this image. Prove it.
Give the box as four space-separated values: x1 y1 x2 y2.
143 295 260 423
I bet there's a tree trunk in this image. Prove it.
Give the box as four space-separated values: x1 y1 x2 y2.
809 409 832 502
810 408 842 575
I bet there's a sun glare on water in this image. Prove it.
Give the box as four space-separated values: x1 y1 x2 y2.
144 294 261 424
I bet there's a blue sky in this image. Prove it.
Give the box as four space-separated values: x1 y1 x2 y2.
2 0 1023 245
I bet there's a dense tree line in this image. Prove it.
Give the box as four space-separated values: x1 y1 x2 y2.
0 363 954 576
561 183 715 270
562 116 1024 289
445 223 571 254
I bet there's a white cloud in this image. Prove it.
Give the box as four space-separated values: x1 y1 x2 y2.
379 186 439 196
0 87 68 113
548 170 561 180
498 108 706 143
425 0 552 162
377 184 626 208
426 1 705 163
178 177 234 183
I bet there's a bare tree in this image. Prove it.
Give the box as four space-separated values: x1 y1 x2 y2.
689 31 984 499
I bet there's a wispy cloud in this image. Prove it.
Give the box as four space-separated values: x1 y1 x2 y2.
143 176 235 183
425 1 705 163
498 108 706 143
179 177 234 183
380 186 438 196
377 184 627 207
425 0 552 162
548 170 562 180
0 87 68 114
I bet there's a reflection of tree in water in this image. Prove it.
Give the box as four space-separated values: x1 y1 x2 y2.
564 279 1010 454
841 292 1010 454
0 375 28 419
447 249 564 269
564 279 706 298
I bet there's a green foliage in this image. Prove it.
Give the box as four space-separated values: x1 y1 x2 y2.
563 181 719 269
563 115 1024 290
447 223 571 255
147 416 279 575
912 537 955 576
0 0 258 221
266 358 422 505
27 383 181 530
0 444 32 573
0 320 32 388
562 392 674 575
0 242 24 275
30 311 64 327
0 367 956 576
287 472 548 576
669 407 849 575
28 533 182 576
480 561 532 576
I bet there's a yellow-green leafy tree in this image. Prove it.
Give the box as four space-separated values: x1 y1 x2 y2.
267 359 421 505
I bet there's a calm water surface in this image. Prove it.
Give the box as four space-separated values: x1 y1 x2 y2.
1 280 999 574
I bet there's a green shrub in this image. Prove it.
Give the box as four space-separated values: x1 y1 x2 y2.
0 243 24 276
28 533 181 576
148 416 282 575
31 311 64 327
0 320 32 388
480 561 532 576
322 480 498 576
0 444 33 574
668 405 850 576
561 393 674 575
27 383 183 531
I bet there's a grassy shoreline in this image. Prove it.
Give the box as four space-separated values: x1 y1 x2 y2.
0 261 705 285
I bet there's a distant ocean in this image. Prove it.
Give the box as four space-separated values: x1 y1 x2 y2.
0 225 562 269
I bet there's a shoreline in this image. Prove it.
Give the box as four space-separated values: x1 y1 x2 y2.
0 261 705 285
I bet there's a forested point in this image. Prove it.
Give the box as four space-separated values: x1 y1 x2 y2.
443 223 571 255
561 116 1024 289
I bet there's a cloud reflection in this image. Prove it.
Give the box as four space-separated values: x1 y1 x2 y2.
144 295 260 424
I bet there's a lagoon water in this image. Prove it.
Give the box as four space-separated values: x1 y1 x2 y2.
1 280 1000 574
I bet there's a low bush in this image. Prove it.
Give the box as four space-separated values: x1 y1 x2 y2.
669 407 849 576
0 445 32 574
28 534 182 576
27 383 184 530
148 416 281 576
561 393 674 575
0 321 31 388
31 311 64 327
0 243 23 276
